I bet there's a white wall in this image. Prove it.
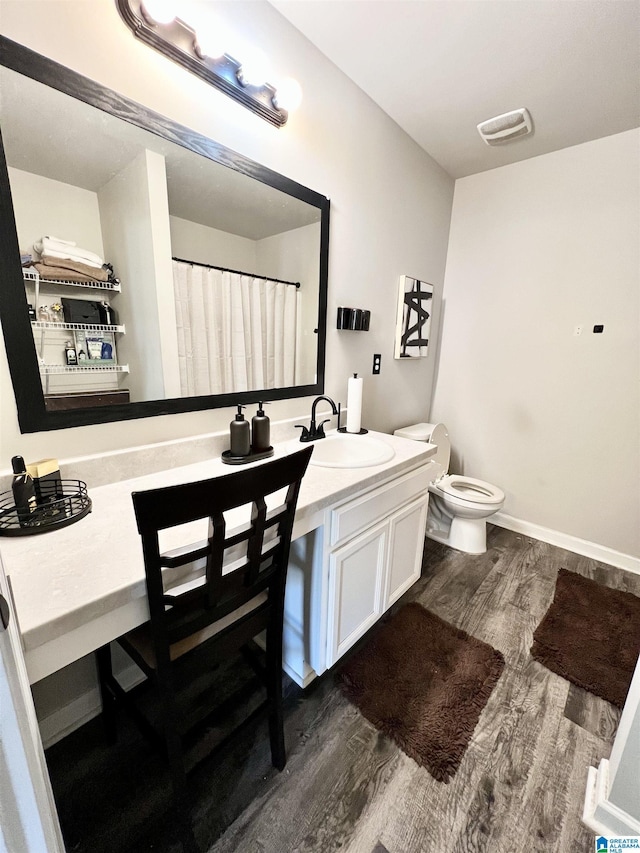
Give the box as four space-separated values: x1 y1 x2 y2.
431 130 640 558
8 168 104 259
0 0 453 466
98 149 171 402
169 216 257 272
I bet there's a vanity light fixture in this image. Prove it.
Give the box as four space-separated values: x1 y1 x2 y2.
116 0 301 127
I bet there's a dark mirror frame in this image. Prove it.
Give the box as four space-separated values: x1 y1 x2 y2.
0 37 329 434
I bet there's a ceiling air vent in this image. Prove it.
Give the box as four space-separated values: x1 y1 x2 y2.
477 108 532 145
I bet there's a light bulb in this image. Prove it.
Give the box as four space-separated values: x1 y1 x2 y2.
237 49 272 87
194 30 227 60
273 78 302 113
140 0 178 25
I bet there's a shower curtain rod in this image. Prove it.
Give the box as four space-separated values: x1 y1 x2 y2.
172 256 300 288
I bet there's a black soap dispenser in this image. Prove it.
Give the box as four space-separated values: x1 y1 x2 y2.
230 405 250 457
251 402 271 453
11 455 37 526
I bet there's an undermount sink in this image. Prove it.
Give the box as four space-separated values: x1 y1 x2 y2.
307 432 395 468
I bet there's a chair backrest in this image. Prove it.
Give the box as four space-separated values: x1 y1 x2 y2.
131 447 313 668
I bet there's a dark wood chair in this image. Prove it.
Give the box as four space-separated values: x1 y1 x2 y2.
96 446 313 799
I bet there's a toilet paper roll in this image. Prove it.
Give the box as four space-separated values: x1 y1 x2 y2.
346 374 363 433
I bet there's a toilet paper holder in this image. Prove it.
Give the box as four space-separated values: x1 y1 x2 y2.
336 307 370 331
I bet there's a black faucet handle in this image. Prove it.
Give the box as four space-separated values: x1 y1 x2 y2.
294 424 311 442
316 419 331 438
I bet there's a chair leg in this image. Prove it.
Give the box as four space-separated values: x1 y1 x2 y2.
173 808 199 853
157 684 189 802
166 729 188 803
95 644 118 745
265 625 286 771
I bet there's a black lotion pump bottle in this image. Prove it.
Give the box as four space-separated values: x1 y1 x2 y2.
251 402 271 453
11 455 37 526
230 405 250 457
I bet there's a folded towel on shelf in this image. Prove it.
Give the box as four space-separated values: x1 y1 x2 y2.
32 262 108 285
33 236 104 268
40 254 109 282
44 235 76 247
41 247 105 268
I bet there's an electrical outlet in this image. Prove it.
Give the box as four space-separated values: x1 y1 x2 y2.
372 353 381 375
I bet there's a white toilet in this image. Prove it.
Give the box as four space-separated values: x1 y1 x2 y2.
393 423 505 554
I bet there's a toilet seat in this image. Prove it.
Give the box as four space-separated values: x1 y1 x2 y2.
394 422 505 552
436 474 505 506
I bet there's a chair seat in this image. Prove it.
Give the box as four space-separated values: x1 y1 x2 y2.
124 591 269 668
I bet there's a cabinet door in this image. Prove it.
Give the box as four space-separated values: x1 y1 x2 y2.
0 553 65 852
326 522 387 668
384 494 429 611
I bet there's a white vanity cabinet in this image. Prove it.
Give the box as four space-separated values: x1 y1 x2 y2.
324 465 431 668
283 461 434 687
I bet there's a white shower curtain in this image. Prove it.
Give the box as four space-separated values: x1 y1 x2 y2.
173 261 298 397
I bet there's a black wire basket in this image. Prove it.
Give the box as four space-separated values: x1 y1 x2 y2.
0 480 92 536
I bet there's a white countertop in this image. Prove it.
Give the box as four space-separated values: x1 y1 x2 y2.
0 430 435 682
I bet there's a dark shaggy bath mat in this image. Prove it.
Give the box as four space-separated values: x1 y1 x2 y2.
531 569 640 709
337 602 505 782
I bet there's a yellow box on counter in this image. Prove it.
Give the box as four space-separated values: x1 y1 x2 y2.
26 458 62 505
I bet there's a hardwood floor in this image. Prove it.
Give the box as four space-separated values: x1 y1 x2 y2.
44 526 640 853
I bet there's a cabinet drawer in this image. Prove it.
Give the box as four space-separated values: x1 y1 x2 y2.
329 463 433 548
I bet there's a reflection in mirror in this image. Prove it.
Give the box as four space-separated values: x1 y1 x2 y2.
0 39 329 432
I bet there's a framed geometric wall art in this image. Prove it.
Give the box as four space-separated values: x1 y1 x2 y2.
393 275 434 359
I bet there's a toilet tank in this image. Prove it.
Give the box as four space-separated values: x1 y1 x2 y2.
393 422 451 472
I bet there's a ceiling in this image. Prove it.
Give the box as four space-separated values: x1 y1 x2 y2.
270 0 640 179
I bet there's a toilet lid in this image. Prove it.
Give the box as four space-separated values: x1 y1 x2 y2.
428 423 450 471
393 422 450 471
438 475 505 505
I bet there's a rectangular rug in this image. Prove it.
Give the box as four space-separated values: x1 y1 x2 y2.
337 602 505 783
531 568 640 709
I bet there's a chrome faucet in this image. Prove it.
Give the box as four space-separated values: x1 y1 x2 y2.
295 395 341 442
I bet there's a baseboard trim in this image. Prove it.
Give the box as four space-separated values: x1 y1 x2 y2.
492 513 640 575
282 657 317 689
38 662 144 750
583 759 640 837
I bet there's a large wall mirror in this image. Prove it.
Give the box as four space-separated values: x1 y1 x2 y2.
0 38 329 433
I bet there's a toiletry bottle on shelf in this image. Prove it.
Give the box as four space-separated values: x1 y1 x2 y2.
230 405 250 457
11 455 37 526
64 341 78 366
99 301 117 326
251 402 271 453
